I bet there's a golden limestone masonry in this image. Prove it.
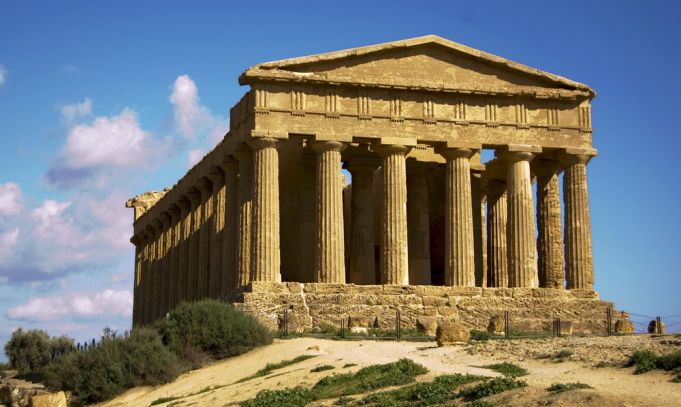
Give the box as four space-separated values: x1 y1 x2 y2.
127 36 626 333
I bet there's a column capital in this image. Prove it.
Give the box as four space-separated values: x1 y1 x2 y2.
310 140 346 154
176 197 191 212
207 168 225 186
197 177 213 193
220 156 239 172
532 157 562 176
160 211 171 226
168 205 180 221
248 137 279 151
498 144 541 163
374 144 410 156
232 145 253 161
345 157 379 174
184 188 201 204
440 147 476 160
559 148 597 166
151 219 163 232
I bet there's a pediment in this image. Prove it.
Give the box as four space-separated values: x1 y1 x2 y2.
240 35 594 98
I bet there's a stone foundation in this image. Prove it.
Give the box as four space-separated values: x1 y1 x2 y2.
232 282 624 335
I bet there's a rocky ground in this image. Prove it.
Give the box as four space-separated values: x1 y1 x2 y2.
97 334 681 407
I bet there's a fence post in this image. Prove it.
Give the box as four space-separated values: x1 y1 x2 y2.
656 316 662 334
504 311 510 339
556 317 562 337
396 310 401 341
341 318 345 339
606 308 612 336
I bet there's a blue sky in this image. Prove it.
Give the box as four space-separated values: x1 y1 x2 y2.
1 0 680 355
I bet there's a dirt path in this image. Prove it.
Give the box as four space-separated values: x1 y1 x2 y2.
97 335 681 407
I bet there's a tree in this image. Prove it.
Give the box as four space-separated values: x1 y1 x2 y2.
4 328 51 374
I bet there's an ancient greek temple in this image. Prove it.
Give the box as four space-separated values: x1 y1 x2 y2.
128 36 619 332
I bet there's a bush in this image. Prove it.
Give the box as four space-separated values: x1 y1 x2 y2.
480 362 528 378
311 365 335 373
4 329 51 374
156 299 273 361
242 387 315 407
357 374 482 406
458 377 527 401
547 382 592 393
44 327 180 405
470 330 491 341
628 349 681 381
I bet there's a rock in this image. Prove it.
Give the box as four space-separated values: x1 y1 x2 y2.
348 315 373 328
306 345 320 351
647 320 666 334
0 379 46 407
30 391 67 407
556 320 574 335
435 321 470 346
0 371 17 380
487 315 505 334
416 317 438 336
614 319 634 334
350 327 368 335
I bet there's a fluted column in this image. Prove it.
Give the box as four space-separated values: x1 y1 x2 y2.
298 149 316 282
151 220 163 320
234 147 253 287
505 151 538 287
536 163 565 288
160 213 172 316
563 153 594 289
375 144 410 285
486 180 508 287
143 228 154 324
248 137 281 282
221 158 239 297
208 170 226 298
132 235 143 326
311 141 346 283
197 179 213 299
168 207 180 310
177 199 191 303
442 148 476 286
471 171 487 287
407 165 431 285
186 189 202 300
347 158 377 285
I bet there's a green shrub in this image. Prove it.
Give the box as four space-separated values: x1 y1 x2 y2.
554 350 573 359
312 358 428 399
343 363 357 368
470 330 491 341
44 327 180 405
628 350 681 380
156 299 273 361
4 329 51 374
311 365 335 372
480 362 528 378
546 382 592 393
242 387 315 407
628 350 659 374
464 401 494 407
458 377 527 401
357 374 482 406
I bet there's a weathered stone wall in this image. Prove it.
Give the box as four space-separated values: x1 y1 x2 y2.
232 282 623 335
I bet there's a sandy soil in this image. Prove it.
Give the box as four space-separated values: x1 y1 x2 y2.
97 335 681 407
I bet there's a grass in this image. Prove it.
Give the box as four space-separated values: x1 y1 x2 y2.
243 359 428 406
470 330 492 341
628 350 681 382
464 402 494 407
546 382 592 393
237 355 316 383
457 377 527 401
594 361 608 368
311 365 335 373
351 374 482 406
536 349 573 361
343 363 357 368
479 362 528 378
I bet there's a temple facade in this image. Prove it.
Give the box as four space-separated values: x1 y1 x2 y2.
128 36 617 332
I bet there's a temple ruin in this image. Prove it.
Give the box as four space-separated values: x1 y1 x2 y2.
127 35 624 333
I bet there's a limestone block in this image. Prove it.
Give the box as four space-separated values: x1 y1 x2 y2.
481 288 513 297
487 315 505 334
530 288 562 298
614 319 634 334
348 315 374 328
437 306 459 318
444 286 482 297
286 282 303 293
416 317 438 336
383 285 419 295
569 289 599 299
415 286 448 297
248 281 290 293
422 296 448 307
647 320 666 334
278 311 310 333
0 371 17 379
422 306 439 316
30 391 67 407
436 321 470 346
557 320 574 335
351 327 368 335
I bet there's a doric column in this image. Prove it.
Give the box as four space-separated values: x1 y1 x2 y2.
160 212 172 317
407 164 431 285
536 161 565 289
442 148 476 286
375 143 410 285
186 189 202 300
233 146 253 287
132 235 143 326
562 151 595 289
505 150 538 287
346 158 378 285
486 180 508 287
208 170 226 298
311 141 346 283
151 220 163 320
471 171 487 287
168 206 181 310
197 179 213 299
177 199 191 303
221 158 239 297
248 137 281 282
143 228 154 324
298 148 316 282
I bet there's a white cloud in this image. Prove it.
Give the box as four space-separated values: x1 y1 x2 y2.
170 74 227 141
0 65 6 87
63 109 155 169
0 227 19 256
187 148 205 169
0 182 23 216
7 289 133 322
61 97 92 123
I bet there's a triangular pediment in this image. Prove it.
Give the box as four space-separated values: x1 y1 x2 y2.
240 35 594 98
